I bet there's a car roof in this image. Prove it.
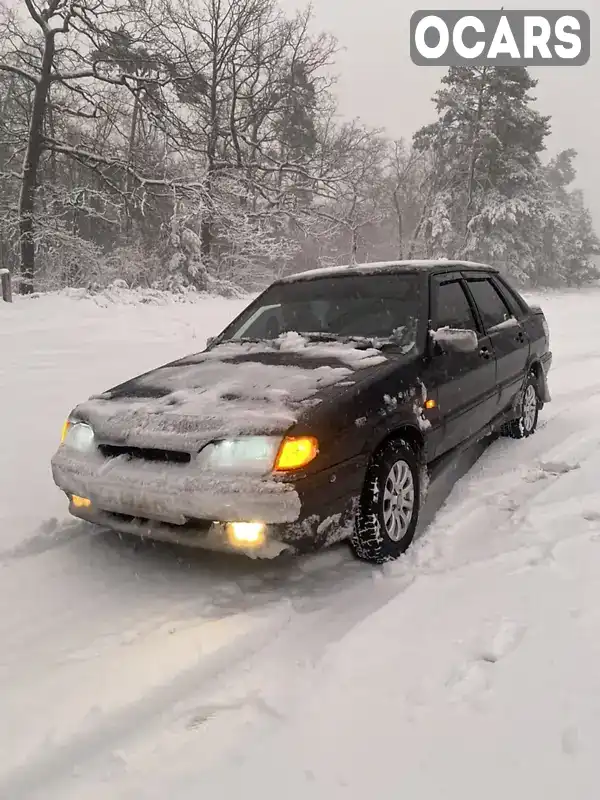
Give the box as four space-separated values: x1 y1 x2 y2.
278 259 498 283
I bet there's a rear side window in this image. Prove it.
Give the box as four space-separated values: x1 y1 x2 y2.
434 280 478 331
466 279 512 329
493 277 529 317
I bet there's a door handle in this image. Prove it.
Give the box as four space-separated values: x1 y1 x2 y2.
479 346 492 360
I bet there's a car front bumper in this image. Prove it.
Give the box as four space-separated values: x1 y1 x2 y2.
50 445 366 556
51 446 302 551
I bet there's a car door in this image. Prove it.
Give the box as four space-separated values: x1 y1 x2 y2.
426 273 498 456
462 273 531 413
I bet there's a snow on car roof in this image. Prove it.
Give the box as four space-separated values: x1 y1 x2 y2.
280 259 497 283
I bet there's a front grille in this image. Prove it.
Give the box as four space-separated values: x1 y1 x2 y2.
98 444 191 464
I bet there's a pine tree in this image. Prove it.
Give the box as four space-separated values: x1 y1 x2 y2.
563 194 600 286
535 150 600 286
413 66 550 279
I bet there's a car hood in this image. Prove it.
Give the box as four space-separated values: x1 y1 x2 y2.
72 335 400 451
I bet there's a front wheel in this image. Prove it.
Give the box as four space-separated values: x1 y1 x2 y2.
351 439 420 564
503 374 539 439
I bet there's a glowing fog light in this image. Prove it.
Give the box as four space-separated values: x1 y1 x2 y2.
226 522 266 547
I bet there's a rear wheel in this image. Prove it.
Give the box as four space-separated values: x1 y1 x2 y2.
351 439 420 564
503 374 539 439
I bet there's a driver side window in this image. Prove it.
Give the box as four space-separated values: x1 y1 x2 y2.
434 280 478 332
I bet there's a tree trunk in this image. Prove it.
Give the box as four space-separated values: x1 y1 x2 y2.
350 228 358 263
392 188 404 259
200 169 214 260
124 89 141 233
19 32 55 294
201 22 220 265
461 67 487 252
408 197 430 259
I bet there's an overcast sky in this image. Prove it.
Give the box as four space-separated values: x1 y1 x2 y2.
284 0 599 222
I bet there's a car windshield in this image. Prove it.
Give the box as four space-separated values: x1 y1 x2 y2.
219 272 423 352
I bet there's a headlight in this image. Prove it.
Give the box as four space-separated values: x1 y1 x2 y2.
62 422 95 452
196 436 281 473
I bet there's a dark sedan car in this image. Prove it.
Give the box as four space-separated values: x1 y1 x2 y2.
51 260 552 563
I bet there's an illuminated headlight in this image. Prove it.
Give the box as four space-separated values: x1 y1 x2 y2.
196 436 281 473
62 422 95 452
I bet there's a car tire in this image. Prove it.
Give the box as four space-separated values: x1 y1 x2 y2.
503 373 539 439
351 439 420 564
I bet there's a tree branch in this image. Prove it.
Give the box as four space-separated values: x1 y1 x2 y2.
0 63 39 85
23 0 46 31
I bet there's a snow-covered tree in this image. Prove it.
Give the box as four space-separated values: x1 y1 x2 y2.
0 0 347 292
413 66 551 279
531 149 600 287
1 5 597 293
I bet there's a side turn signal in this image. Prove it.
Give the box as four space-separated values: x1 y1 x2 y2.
274 436 319 471
60 419 71 443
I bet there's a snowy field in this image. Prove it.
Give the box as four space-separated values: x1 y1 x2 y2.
2 285 600 799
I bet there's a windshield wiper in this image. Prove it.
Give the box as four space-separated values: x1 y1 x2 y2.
302 333 402 350
226 332 410 351
301 332 343 343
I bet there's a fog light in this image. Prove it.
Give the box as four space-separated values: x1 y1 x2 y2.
226 522 266 547
71 495 91 509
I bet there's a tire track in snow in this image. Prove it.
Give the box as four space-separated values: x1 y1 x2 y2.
0 563 418 800
0 606 294 800
0 519 88 564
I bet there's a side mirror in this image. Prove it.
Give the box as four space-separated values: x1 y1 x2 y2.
205 336 216 349
430 327 478 354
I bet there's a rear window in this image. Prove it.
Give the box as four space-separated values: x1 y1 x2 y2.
218 273 425 352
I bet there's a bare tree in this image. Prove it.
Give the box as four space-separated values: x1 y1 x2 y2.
0 0 180 289
386 140 429 260
309 125 389 264
0 0 422 292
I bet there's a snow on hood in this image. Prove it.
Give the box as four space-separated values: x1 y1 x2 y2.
75 334 388 448
202 332 388 368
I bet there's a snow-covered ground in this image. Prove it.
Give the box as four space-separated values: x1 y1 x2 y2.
2 285 600 799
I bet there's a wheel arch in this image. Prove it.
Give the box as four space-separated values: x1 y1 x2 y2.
371 423 425 464
528 358 550 405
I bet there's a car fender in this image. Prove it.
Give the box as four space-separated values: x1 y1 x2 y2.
511 359 550 421
364 411 427 460
524 356 551 404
